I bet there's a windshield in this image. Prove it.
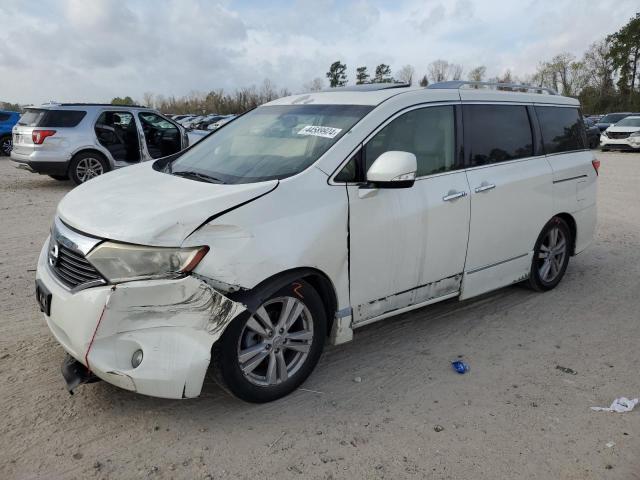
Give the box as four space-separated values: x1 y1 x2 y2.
165 104 372 184
614 117 640 127
600 113 629 124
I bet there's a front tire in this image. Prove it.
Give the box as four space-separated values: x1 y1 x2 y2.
528 217 571 291
211 280 326 403
69 152 109 185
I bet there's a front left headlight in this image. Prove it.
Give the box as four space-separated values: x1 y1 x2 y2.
86 242 209 283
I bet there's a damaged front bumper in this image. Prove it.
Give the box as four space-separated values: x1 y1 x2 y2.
36 241 246 399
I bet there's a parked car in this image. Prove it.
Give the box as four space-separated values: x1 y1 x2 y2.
600 115 640 151
11 104 188 184
207 115 236 130
584 117 601 149
595 112 636 132
192 114 226 130
36 82 597 403
0 110 20 156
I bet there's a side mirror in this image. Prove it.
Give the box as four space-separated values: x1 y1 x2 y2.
366 151 417 188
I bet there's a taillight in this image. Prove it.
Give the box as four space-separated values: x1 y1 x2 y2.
32 129 56 145
592 159 600 176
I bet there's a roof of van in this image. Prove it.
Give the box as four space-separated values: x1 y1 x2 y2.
266 82 579 107
27 103 152 110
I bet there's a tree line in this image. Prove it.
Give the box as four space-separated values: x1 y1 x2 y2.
3 13 637 116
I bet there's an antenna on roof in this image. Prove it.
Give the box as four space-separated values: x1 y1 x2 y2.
427 81 557 95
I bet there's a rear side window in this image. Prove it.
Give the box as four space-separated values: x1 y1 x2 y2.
463 105 533 166
535 106 586 154
0 113 10 122
18 109 86 128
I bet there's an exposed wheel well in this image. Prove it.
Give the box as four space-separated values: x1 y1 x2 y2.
555 212 577 255
228 267 339 337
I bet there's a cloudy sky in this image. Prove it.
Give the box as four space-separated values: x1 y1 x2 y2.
0 0 637 104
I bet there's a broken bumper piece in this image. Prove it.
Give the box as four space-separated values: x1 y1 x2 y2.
36 241 246 399
61 354 100 394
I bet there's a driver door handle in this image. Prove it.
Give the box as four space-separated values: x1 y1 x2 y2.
475 183 496 193
442 191 468 202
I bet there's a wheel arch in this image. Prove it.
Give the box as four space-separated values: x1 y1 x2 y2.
554 212 577 255
70 147 113 169
227 267 339 337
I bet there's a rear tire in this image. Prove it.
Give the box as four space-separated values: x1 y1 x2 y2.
211 280 326 403
0 135 11 156
69 152 109 185
527 217 571 292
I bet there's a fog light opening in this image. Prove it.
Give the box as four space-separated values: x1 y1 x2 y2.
131 349 143 368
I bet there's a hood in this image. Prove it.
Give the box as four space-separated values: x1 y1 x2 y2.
57 162 278 246
605 125 640 133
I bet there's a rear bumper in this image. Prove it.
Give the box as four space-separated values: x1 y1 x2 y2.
11 151 70 175
36 240 247 399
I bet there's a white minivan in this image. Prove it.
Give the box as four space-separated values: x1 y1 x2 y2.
35 82 598 402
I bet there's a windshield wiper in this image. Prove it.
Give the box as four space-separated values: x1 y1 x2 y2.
171 170 224 184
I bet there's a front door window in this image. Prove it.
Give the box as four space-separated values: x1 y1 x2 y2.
138 112 181 159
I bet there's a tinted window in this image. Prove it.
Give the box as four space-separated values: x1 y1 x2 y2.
364 106 456 177
536 106 586 154
0 113 10 122
463 105 533 166
18 109 86 127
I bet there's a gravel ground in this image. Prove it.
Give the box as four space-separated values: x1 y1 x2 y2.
1 152 639 480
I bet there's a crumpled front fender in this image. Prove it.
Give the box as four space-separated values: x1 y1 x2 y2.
87 276 246 399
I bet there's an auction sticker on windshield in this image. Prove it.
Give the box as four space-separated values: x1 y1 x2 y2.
297 125 343 139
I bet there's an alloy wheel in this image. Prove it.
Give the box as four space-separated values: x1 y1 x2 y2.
236 296 314 387
537 226 567 283
75 157 104 182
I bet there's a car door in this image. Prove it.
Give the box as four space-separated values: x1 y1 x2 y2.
461 103 553 299
342 104 471 326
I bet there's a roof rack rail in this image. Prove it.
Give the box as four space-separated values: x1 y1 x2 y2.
322 83 411 92
426 80 557 95
55 103 150 108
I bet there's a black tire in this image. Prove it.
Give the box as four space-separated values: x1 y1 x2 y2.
601 147 609 152
528 217 572 292
69 151 109 185
0 135 12 156
49 175 69 181
211 280 326 403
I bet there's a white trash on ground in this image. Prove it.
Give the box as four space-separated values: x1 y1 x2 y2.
590 397 639 413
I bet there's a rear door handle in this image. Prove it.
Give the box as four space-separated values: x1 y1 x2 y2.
475 183 496 193
442 191 468 202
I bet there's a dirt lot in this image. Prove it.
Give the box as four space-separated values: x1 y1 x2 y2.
1 152 639 480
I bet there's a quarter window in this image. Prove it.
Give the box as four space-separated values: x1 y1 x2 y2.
364 106 456 177
463 105 533 166
536 106 586 154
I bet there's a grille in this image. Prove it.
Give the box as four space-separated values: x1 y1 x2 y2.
608 131 631 139
51 243 104 289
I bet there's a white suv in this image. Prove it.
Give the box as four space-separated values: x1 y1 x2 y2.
35 82 598 402
600 115 640 151
11 104 188 184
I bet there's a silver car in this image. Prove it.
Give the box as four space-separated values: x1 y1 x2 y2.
11 103 188 184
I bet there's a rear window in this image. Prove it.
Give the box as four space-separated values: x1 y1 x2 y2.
536 106 586 154
0 113 10 122
463 105 533 166
18 109 86 128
